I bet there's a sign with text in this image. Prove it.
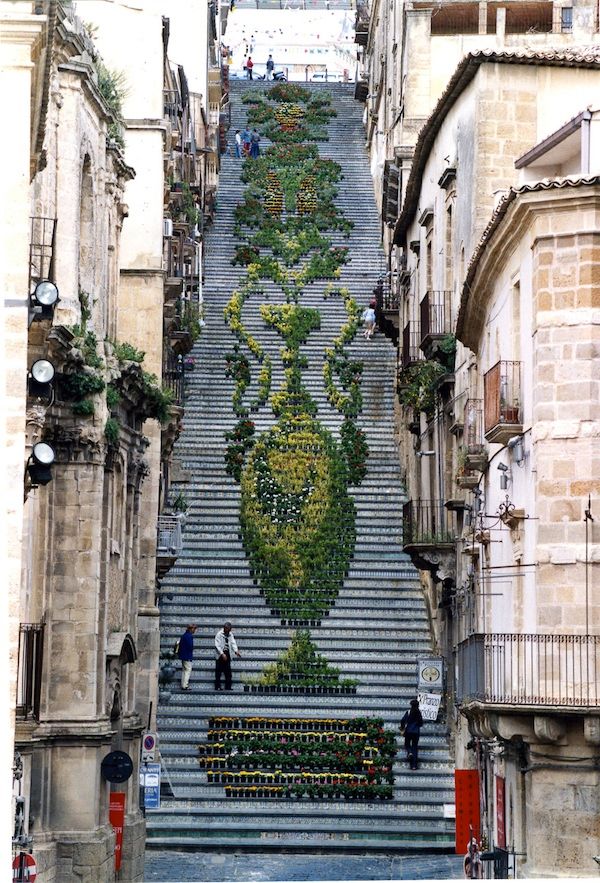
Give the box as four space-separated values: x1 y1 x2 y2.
109 792 126 872
455 769 480 856
417 657 443 691
142 762 161 810
496 775 506 849
416 690 442 721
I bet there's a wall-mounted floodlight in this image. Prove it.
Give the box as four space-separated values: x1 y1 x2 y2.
508 435 524 466
28 359 55 399
29 280 59 324
497 461 510 490
27 442 56 486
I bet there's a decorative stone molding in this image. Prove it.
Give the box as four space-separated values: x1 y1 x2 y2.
584 716 600 745
161 405 184 462
534 714 567 744
25 404 47 449
44 423 103 465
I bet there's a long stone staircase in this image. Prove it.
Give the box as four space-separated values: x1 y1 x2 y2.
147 82 455 851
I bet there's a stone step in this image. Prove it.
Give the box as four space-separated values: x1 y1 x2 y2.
150 83 453 851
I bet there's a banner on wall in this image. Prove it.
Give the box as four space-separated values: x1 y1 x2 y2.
454 769 480 855
109 792 126 872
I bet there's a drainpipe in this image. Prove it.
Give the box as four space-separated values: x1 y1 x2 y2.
581 109 592 175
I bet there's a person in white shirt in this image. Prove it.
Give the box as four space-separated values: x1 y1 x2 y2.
214 622 241 690
361 304 376 339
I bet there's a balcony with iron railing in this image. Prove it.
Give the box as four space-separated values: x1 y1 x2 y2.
484 360 523 444
156 514 184 578
401 322 424 370
402 499 456 550
162 349 184 407
419 290 452 359
163 89 181 128
456 399 487 486
456 633 600 710
16 623 44 721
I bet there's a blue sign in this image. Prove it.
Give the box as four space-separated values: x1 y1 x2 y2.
142 762 161 810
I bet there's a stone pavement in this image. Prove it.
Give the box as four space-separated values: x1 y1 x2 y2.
143 850 464 881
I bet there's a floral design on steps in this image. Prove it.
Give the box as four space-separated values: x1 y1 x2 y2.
199 717 396 800
224 84 369 664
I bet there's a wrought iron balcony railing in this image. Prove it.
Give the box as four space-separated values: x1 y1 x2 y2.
464 398 484 454
401 322 423 370
163 89 181 127
157 515 183 558
162 348 184 407
16 622 44 721
484 360 522 444
419 290 452 354
374 280 399 313
456 633 600 708
402 499 455 549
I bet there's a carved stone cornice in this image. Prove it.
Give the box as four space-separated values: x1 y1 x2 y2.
406 546 456 585
161 405 184 462
127 436 150 489
25 404 47 448
44 423 103 465
46 325 81 372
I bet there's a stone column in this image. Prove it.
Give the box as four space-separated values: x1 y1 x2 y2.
34 425 117 878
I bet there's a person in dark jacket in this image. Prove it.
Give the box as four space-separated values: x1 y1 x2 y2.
249 128 261 159
401 698 424 770
177 624 197 690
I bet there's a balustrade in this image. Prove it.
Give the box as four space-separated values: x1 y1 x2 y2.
456 633 600 708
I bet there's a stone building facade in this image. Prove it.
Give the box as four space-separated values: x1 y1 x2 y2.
374 45 600 877
4 1 221 880
355 0 600 262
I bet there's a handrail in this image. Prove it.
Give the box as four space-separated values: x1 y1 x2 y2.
456 633 600 707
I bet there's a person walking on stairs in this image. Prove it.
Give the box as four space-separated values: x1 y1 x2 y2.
234 129 242 158
177 624 197 690
361 302 376 339
250 128 261 159
215 621 241 690
241 126 252 157
400 698 424 770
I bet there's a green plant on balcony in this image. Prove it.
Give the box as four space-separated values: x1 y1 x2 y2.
438 333 457 372
180 301 203 341
398 360 446 416
182 183 199 227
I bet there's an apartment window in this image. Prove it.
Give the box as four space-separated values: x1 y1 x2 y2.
561 6 573 32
